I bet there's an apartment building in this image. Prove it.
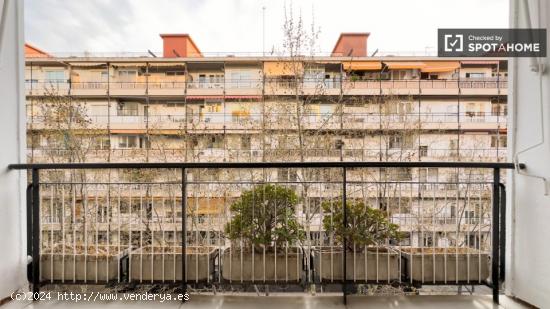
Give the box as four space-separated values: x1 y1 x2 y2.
24 33 507 253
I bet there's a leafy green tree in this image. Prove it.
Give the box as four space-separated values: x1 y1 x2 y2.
225 184 305 251
322 200 402 250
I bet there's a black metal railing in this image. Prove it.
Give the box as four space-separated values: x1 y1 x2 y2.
8 161 519 304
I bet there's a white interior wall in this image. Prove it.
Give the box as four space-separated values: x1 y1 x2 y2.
508 0 550 307
0 0 27 299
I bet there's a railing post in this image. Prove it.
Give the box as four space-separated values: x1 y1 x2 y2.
181 168 187 300
492 168 500 304
499 183 506 282
31 168 40 300
26 184 33 283
342 167 347 305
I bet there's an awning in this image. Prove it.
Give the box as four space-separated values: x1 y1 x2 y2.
110 129 146 134
111 63 147 68
187 197 225 214
264 61 304 76
70 62 109 68
147 63 186 68
384 62 426 70
225 95 262 100
186 96 224 100
343 61 382 71
420 61 460 73
460 60 500 65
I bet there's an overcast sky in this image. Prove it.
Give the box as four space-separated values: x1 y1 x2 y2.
24 0 509 55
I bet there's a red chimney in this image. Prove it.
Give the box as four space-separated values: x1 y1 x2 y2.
160 34 202 58
331 33 370 57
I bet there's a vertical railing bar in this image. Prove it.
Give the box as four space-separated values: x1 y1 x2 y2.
195 187 201 283
466 176 471 284
420 176 425 285
95 187 99 283
150 186 154 284
478 183 482 284
128 186 133 285
410 181 414 285
444 180 448 284
26 184 33 285
161 196 165 283
499 183 506 282
61 185 65 284
491 168 500 304
50 185 54 284
31 169 40 299
172 189 176 283
319 182 323 287
181 168 187 298
117 185 121 283
397 181 402 284
72 186 76 283
455 175 459 285
387 182 391 284
106 184 110 284
342 166 347 305
432 182 436 284
139 184 143 283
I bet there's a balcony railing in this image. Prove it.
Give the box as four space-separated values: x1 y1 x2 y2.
27 112 507 129
26 148 508 163
24 78 508 96
9 161 517 304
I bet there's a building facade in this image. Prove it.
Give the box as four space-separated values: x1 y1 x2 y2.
24 34 507 256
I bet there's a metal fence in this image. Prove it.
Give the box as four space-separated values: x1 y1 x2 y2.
9 161 517 304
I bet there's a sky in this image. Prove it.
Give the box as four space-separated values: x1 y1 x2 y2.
24 0 509 55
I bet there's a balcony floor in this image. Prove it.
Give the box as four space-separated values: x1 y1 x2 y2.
2 295 531 309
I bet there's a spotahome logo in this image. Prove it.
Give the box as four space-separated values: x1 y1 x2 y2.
438 29 546 57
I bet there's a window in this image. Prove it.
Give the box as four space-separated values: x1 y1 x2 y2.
201 102 223 123
93 137 110 150
117 102 139 116
491 135 507 148
464 211 477 224
449 139 459 156
241 136 251 149
391 70 408 80
385 101 413 115
389 135 413 149
419 145 428 157
422 234 434 247
166 71 185 76
446 172 459 189
465 72 485 78
27 135 41 148
207 136 224 149
229 71 254 88
100 71 109 82
45 70 66 82
118 135 139 148
118 70 137 81
381 168 412 181
491 101 507 116
419 168 438 182
278 168 298 182
198 74 223 88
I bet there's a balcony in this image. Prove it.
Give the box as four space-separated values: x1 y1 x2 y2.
5 160 521 307
24 77 508 98
341 78 507 96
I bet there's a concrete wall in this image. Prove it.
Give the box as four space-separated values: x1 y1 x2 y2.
508 0 550 307
0 0 27 299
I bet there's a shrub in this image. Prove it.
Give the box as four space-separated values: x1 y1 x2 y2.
225 184 305 251
322 200 402 250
